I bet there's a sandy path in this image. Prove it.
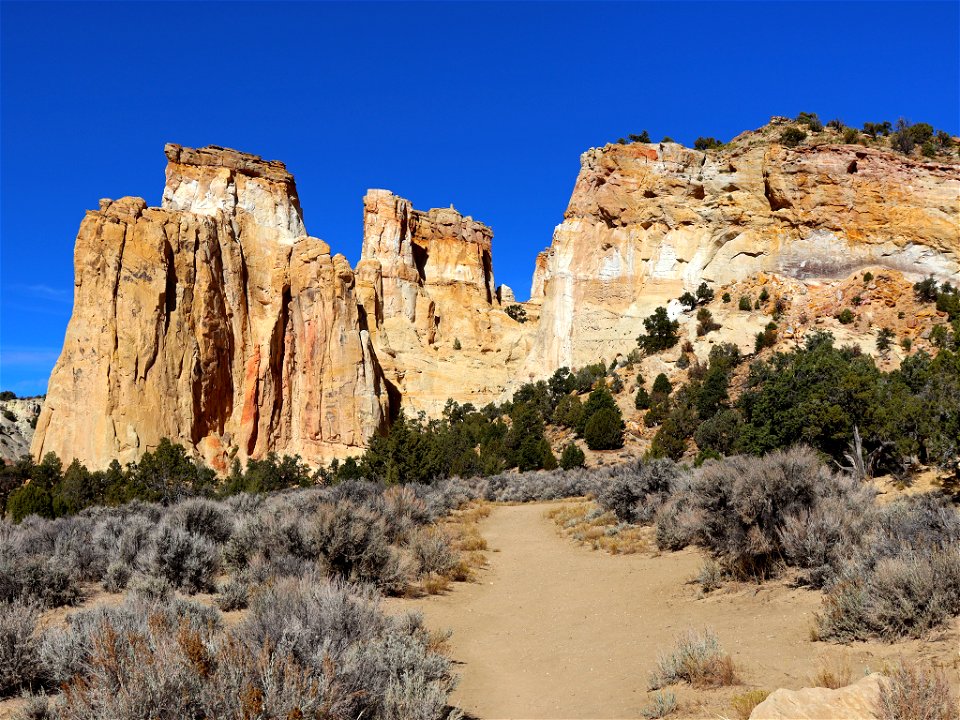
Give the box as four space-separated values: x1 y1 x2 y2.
395 502 959 719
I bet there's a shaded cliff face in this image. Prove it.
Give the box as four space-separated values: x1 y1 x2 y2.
33 146 389 470
530 122 960 370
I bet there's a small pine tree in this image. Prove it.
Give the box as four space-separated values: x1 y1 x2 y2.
695 282 714 305
584 407 625 450
453 338 462 350
678 292 697 311
637 307 680 354
738 295 752 311
559 443 586 470
635 386 651 410
652 373 673 396
876 327 895 353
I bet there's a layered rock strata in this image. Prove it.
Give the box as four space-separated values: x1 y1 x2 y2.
33 146 388 470
32 120 960 469
356 190 531 417
530 124 960 369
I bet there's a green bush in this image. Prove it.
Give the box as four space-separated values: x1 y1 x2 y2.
721 292 731 303
650 415 687 460
559 443 586 470
7 484 54 522
780 127 807 147
629 131 651 143
694 137 722 150
505 304 527 323
754 322 778 352
553 394 584 428
842 127 859 144
795 112 823 132
738 295 752 311
577 385 619 436
863 121 892 138
637 307 680 354
584 407 625 450
837 308 854 324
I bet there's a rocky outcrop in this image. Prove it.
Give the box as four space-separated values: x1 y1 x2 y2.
750 673 883 719
33 147 388 470
33 120 960 469
0 397 42 463
529 123 960 370
357 190 531 418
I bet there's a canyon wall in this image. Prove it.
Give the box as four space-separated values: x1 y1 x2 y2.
33 146 389 470
32 119 960 468
529 120 959 369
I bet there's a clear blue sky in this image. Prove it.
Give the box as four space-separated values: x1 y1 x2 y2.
2 1 958 396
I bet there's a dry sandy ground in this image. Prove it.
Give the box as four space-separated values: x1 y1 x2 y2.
4 500 956 720
391 501 960 720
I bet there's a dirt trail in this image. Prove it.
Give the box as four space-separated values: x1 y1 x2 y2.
395 502 958 719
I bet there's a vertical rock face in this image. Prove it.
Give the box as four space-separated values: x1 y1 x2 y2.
33 123 959 470
529 125 960 370
33 147 389 470
357 190 531 417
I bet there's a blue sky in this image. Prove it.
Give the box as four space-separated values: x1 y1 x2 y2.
2 1 958 396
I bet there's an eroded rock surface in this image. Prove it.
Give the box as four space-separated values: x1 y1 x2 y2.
750 673 883 719
34 148 388 470
530 125 959 369
32 119 960 468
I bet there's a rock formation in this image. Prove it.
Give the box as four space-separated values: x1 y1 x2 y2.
33 145 389 470
749 673 884 719
529 120 959 370
31 119 960 468
356 190 531 418
0 397 42 463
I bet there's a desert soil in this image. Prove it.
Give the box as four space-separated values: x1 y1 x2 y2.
392 501 960 720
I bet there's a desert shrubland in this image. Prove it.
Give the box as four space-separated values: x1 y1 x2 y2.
648 628 738 689
9 578 457 720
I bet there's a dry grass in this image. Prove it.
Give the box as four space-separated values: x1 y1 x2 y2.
876 659 959 720
811 654 853 689
730 689 770 720
421 573 452 595
546 500 650 555
649 628 740 690
403 501 491 597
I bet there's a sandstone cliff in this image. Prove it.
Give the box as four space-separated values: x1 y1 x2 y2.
530 120 959 370
0 397 42 462
33 146 389 470
32 119 960 469
356 189 531 417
